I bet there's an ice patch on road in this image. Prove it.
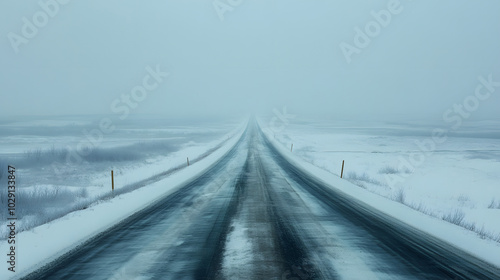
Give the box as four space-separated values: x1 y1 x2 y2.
221 219 254 279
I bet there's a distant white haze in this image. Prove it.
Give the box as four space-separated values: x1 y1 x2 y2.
1 0 499 121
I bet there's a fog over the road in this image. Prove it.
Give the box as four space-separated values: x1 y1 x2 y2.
1 0 499 121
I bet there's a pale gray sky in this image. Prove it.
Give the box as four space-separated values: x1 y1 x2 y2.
1 0 499 121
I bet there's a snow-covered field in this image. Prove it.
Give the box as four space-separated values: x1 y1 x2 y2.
0 117 247 279
2 115 499 277
0 115 244 239
261 118 500 242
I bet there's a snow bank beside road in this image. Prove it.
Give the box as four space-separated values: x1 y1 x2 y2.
260 121 500 270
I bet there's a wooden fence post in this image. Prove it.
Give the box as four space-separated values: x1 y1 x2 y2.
340 160 344 179
111 170 114 191
187 157 190 166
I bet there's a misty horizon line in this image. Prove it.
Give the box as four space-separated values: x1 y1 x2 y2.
1 112 499 124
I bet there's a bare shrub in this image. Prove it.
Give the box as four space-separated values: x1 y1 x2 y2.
408 202 432 216
400 199 499 243
462 221 476 231
78 187 89 198
21 141 178 168
488 199 495 209
346 171 385 186
495 233 500 243
393 188 406 204
401 167 412 174
457 194 470 203
1 186 94 239
476 226 489 239
442 209 465 226
488 199 499 209
378 166 399 174
25 148 43 161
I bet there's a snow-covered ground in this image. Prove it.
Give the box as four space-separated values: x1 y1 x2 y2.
260 118 500 243
259 117 500 269
0 115 244 239
2 115 499 277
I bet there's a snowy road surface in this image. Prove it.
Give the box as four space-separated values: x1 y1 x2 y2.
24 122 500 280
